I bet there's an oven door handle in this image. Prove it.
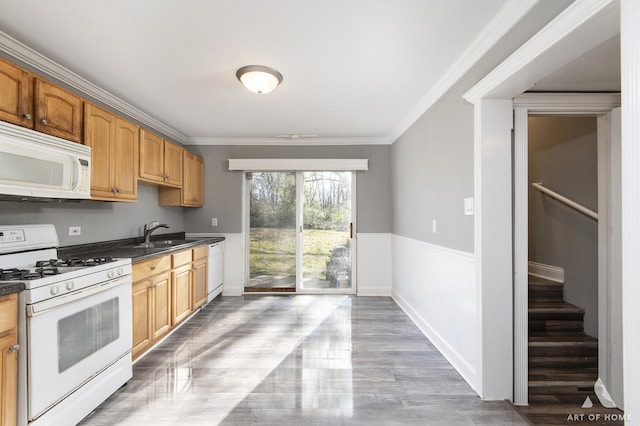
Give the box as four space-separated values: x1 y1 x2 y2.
27 276 131 318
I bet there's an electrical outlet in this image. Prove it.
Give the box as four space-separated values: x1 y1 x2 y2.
68 226 81 236
432 220 437 233
211 218 218 227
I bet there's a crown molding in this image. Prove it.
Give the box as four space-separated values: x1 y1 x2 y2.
0 30 187 144
513 92 621 112
187 136 391 146
388 0 540 143
463 0 619 104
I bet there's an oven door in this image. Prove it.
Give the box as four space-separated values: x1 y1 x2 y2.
26 275 132 420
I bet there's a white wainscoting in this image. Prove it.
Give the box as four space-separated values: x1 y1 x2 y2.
186 233 245 296
391 234 478 392
356 233 392 296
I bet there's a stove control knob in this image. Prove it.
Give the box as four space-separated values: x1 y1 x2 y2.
66 281 75 291
117 267 124 276
50 285 60 296
107 270 115 279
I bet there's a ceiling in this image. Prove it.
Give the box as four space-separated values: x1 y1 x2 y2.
0 1 622 145
0 0 512 144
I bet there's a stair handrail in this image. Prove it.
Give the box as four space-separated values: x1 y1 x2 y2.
531 182 598 221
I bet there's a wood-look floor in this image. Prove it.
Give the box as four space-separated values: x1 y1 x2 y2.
80 295 528 425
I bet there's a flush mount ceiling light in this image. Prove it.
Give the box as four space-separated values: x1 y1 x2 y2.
236 65 283 94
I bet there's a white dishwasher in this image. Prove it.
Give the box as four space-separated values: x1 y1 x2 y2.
207 240 224 302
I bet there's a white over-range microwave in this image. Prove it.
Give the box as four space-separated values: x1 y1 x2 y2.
0 121 91 200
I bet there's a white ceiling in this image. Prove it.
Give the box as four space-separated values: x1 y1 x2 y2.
0 0 512 144
0 1 622 145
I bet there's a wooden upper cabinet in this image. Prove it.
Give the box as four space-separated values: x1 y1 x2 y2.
84 103 138 201
158 149 203 207
0 57 33 127
112 118 139 200
139 129 165 183
34 78 83 143
139 128 183 188
84 103 114 198
163 141 183 187
183 151 204 207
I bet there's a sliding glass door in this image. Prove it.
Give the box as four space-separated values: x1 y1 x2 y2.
247 172 297 291
300 171 353 290
245 171 355 293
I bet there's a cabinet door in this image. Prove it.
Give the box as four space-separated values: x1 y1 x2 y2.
34 78 83 143
163 141 183 188
132 280 152 360
84 103 115 199
151 272 172 341
139 129 164 184
183 151 204 206
0 58 33 127
112 117 139 201
172 265 192 326
192 259 208 309
0 332 17 426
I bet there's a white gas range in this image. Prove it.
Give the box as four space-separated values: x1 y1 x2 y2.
0 224 132 426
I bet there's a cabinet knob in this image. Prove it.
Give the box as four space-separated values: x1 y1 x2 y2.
9 344 19 352
41 119 48 125
23 113 32 120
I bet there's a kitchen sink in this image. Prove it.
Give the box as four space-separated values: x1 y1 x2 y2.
133 240 182 249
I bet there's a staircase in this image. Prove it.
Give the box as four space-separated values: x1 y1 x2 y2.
528 279 598 404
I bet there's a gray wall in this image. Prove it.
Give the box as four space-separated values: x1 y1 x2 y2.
528 116 598 337
0 184 184 246
183 145 392 234
391 0 575 253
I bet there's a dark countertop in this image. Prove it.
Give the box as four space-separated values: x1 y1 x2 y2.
0 282 26 296
58 232 225 263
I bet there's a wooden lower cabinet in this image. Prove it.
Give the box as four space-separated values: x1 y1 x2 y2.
132 245 209 360
192 259 208 310
0 294 18 426
131 272 171 360
171 264 192 326
132 256 172 361
192 245 208 309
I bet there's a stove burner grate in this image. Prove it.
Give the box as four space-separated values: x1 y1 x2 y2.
0 267 60 280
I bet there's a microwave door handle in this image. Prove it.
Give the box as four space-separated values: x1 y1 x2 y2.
71 157 79 190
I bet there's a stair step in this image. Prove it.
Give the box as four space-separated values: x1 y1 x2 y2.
529 340 598 357
529 332 596 342
529 281 564 303
529 367 598 382
529 319 584 332
528 356 598 369
528 380 597 395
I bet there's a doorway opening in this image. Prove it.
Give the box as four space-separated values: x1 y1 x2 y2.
245 171 356 294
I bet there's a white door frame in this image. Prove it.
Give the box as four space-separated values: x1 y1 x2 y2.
513 93 621 405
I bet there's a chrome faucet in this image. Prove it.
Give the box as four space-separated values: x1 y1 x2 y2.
143 221 170 243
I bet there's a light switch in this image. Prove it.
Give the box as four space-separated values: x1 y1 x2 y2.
432 220 437 233
464 198 474 216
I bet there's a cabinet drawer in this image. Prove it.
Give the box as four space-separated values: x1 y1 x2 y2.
193 245 208 260
133 255 171 280
0 293 17 334
172 249 192 267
